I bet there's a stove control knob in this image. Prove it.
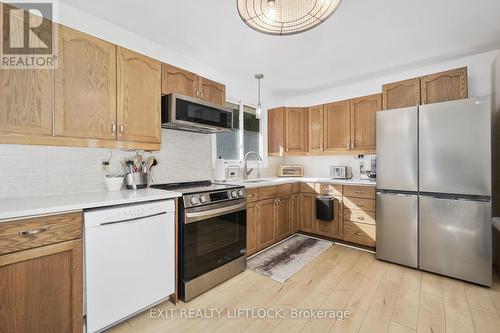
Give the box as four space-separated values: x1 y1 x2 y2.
199 195 208 204
237 190 245 197
190 196 199 205
231 190 238 198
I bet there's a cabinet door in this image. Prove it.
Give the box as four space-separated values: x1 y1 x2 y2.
246 202 258 256
161 63 198 98
257 199 276 249
268 107 285 156
299 193 315 233
315 198 341 239
285 107 308 154
55 26 117 139
117 47 161 143
276 196 291 240
308 105 324 153
421 67 468 105
350 94 381 152
0 7 53 136
290 194 299 233
382 78 420 110
198 76 226 106
323 100 351 152
0 240 83 333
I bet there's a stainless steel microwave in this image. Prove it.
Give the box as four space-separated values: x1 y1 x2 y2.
161 93 233 134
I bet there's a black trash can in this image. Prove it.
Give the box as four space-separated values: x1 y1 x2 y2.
316 195 335 221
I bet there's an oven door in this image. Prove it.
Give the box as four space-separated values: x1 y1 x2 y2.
181 200 246 282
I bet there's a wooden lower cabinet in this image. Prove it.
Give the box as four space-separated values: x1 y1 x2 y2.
343 221 376 247
299 193 316 233
290 194 299 233
0 239 83 333
256 199 276 250
246 202 258 256
315 198 342 239
276 196 292 240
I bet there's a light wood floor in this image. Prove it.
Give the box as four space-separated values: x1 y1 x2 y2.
107 244 500 333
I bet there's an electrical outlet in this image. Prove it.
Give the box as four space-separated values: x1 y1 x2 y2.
102 160 110 174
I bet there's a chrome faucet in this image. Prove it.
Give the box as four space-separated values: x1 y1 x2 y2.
244 151 263 180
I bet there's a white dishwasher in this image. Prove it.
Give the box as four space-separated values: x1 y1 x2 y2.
84 200 175 333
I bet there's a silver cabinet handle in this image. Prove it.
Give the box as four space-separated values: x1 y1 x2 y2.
346 142 350 150
357 216 365 221
354 190 364 194
111 122 116 133
19 226 48 237
200 91 204 98
119 124 124 135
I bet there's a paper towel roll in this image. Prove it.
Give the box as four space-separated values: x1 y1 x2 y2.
215 158 226 181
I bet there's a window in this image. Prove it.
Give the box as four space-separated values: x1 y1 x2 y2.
215 101 263 163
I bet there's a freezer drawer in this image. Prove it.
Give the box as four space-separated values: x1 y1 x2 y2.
376 106 418 191
419 97 491 196
376 192 418 268
419 195 492 286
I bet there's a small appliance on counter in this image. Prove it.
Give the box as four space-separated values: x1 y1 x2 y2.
215 156 226 182
330 166 352 179
278 165 304 177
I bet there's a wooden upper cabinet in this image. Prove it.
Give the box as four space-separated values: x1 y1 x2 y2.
117 47 161 144
161 63 198 98
284 107 308 154
421 67 468 104
323 100 351 152
198 76 226 106
0 7 53 136
382 77 420 110
308 105 324 153
350 94 381 152
268 107 285 156
55 26 117 140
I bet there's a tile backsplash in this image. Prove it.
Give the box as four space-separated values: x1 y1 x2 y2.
0 130 214 198
284 154 376 179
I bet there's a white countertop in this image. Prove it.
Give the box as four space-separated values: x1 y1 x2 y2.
226 177 376 189
0 188 181 222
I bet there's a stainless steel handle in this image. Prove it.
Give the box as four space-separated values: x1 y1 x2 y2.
100 212 167 226
346 142 349 150
196 90 199 97
357 216 365 221
19 226 48 237
356 204 364 207
200 91 204 98
320 144 323 151
119 124 124 135
185 202 246 224
111 122 116 133
354 190 364 194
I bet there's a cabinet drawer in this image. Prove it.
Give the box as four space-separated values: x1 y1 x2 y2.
344 209 376 225
343 186 375 199
300 182 316 193
0 212 83 255
343 221 376 247
291 183 300 193
276 184 292 196
258 186 277 200
247 188 258 203
343 197 376 212
317 183 342 196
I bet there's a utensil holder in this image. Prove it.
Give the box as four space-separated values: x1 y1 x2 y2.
126 173 148 190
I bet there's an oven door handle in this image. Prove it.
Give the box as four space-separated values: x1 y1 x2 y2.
185 202 246 224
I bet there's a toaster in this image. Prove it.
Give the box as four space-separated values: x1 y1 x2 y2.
278 165 304 177
330 166 352 179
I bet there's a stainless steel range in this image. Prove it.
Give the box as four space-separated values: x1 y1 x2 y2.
151 181 246 301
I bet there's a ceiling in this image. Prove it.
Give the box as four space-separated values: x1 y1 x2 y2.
59 0 500 99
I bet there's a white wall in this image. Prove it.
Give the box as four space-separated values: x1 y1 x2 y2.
284 155 375 179
279 50 499 107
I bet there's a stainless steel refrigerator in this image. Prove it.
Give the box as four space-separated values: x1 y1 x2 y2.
376 97 492 286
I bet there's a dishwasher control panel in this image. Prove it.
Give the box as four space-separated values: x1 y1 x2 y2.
84 200 175 228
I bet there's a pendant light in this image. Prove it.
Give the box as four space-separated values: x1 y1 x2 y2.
237 0 342 36
255 74 264 119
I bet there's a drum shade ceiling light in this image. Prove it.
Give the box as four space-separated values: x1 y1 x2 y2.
237 0 342 36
